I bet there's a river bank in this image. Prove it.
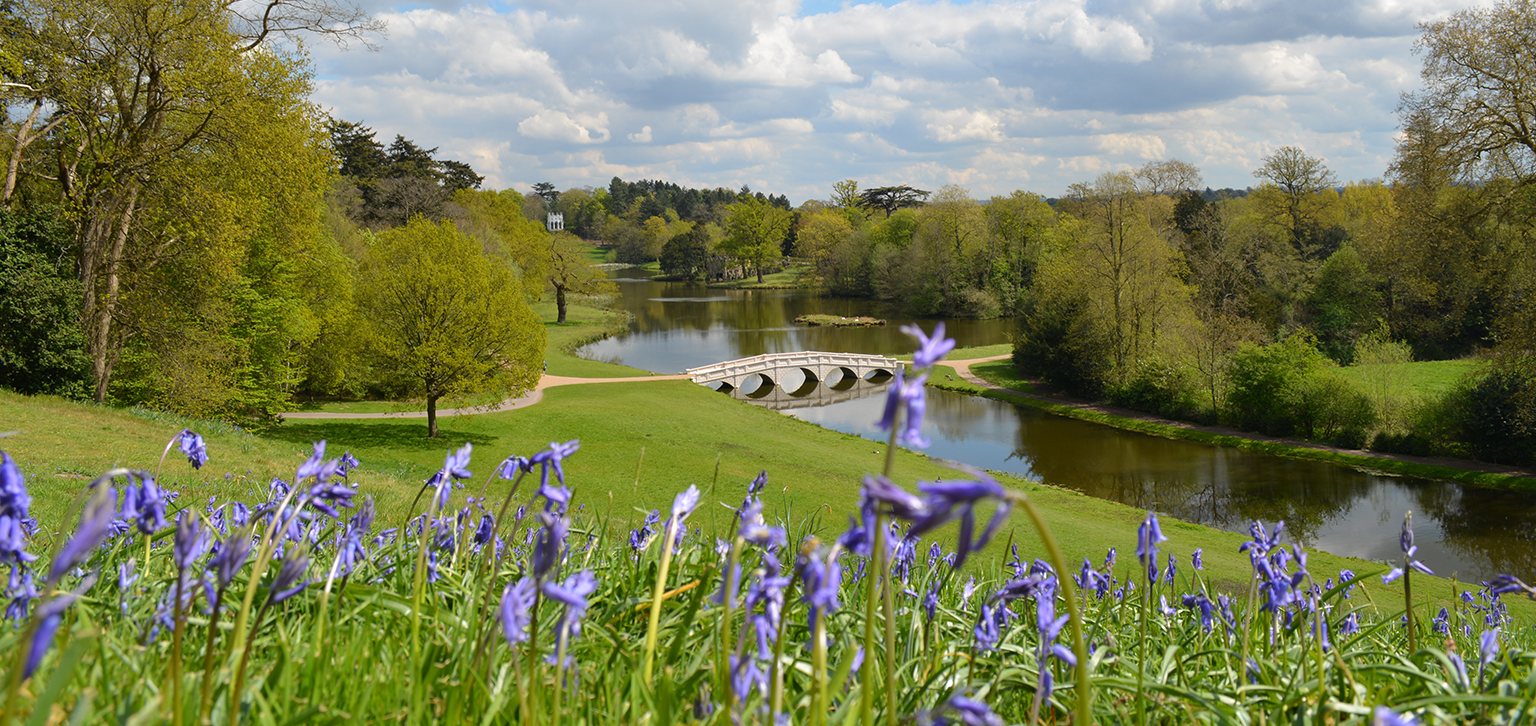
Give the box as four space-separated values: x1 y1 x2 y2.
930 356 1536 491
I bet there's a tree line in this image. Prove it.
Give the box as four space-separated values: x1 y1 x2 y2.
0 0 614 435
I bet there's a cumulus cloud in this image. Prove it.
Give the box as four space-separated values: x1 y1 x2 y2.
308 0 1486 197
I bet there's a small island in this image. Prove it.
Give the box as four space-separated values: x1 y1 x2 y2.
795 314 886 327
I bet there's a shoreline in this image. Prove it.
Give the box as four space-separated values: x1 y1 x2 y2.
937 355 1536 491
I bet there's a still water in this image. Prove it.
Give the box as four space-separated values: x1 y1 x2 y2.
580 270 1536 582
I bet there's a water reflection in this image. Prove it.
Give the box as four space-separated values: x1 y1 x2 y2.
589 267 1536 582
780 387 1536 583
579 272 1012 373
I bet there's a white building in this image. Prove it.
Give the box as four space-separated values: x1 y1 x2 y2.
547 212 564 232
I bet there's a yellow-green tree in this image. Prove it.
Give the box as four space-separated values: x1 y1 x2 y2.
549 231 615 323
721 196 791 282
358 217 544 437
449 188 551 302
794 208 854 287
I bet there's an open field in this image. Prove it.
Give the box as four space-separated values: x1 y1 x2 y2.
1334 357 1482 398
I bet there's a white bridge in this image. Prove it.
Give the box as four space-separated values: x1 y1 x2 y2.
686 351 904 400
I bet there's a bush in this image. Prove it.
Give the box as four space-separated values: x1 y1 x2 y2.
955 288 1001 319
1288 374 1378 442
1107 359 1200 420
1370 431 1434 457
1223 333 1332 436
0 206 91 399
1013 292 1111 398
1448 362 1536 466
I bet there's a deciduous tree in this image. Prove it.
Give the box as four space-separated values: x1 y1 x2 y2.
358 217 543 437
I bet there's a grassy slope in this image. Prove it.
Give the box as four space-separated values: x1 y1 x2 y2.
4 381 1518 614
1333 358 1481 397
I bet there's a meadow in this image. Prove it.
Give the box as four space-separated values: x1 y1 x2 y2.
2 316 1533 725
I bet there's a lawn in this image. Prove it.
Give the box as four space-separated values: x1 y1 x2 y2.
1334 357 1482 398
2 377 1508 614
707 264 813 289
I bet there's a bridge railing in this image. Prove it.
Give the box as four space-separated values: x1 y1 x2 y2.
685 351 903 380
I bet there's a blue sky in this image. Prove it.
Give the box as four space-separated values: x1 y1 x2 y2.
308 0 1482 203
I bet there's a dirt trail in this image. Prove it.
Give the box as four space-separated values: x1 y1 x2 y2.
278 373 688 420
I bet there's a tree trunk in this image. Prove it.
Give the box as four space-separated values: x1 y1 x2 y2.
89 184 141 403
427 394 439 438
3 99 43 205
756 264 764 283
556 284 568 323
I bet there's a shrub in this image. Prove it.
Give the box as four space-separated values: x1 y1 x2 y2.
1448 362 1536 466
1107 359 1201 420
955 288 1001 319
1288 374 1378 443
1370 431 1434 457
1013 292 1111 398
1223 333 1332 436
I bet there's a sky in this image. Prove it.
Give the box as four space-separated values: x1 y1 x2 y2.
307 0 1485 204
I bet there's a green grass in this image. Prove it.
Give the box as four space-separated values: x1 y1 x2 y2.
4 377 1518 614
896 343 1014 363
532 301 654 378
1334 358 1482 397
955 360 1536 492
288 399 424 414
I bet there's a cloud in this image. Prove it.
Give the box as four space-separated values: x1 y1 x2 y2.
308 0 1488 197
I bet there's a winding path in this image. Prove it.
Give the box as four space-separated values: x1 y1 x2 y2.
278 373 688 420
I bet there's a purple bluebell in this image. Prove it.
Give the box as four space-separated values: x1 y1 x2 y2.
1033 577 1076 703
296 441 341 483
1480 628 1499 668
1182 592 1215 632
269 547 310 603
177 429 208 469
920 694 1004 726
671 484 701 523
1239 521 1284 557
211 526 254 589
1165 553 1177 585
1383 512 1434 584
532 512 569 581
530 440 579 490
431 443 474 513
473 514 495 547
876 369 932 448
1432 607 1450 634
924 582 940 621
47 485 116 585
903 322 956 371
1372 705 1422 726
541 568 598 642
23 574 94 679
1137 512 1169 575
1192 548 1203 570
1448 652 1469 688
499 576 537 646
739 500 786 549
173 513 209 571
1488 574 1533 598
906 474 1009 567
1 452 36 570
974 603 1000 652
729 653 767 703
798 548 841 627
338 451 361 477
1338 569 1358 598
861 475 929 521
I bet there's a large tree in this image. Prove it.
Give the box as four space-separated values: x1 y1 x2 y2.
548 231 614 323
358 217 543 437
1251 146 1340 260
720 195 791 282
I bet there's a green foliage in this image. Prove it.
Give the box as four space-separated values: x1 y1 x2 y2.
660 223 711 280
1224 333 1333 436
0 206 89 398
1309 245 1381 363
356 217 544 436
1013 291 1112 398
1443 360 1536 466
1106 359 1200 420
720 196 791 283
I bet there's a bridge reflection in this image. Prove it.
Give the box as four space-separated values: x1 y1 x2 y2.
712 368 893 411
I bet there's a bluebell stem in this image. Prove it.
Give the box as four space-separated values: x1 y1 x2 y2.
499 576 537 646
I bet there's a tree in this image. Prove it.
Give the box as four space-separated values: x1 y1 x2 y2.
548 231 615 323
1136 159 1203 196
859 185 929 218
532 182 559 207
1404 0 1536 190
661 223 711 280
1252 146 1340 259
721 196 791 282
0 205 89 397
358 217 543 437
794 208 854 287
